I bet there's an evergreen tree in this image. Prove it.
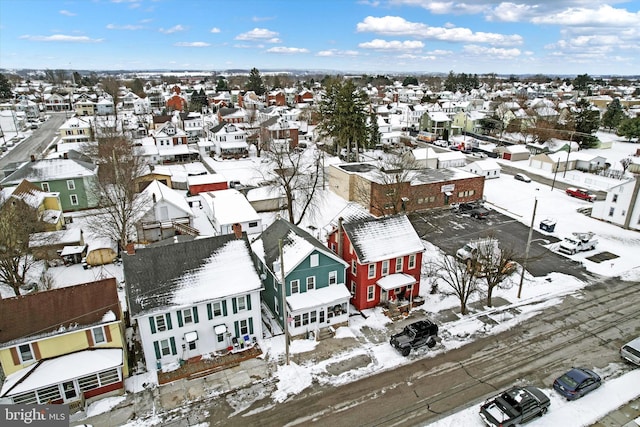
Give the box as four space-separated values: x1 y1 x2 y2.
617 117 640 142
216 76 228 91
0 73 13 100
402 76 418 86
601 98 625 131
572 98 601 148
317 79 370 156
368 112 380 149
247 67 265 96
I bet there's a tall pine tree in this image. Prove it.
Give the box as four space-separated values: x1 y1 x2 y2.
247 68 265 96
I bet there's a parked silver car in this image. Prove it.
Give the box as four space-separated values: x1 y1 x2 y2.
620 336 640 366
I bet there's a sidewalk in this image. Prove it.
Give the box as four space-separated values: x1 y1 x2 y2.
590 397 640 427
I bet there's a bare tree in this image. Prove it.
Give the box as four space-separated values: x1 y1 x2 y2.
0 192 46 296
101 76 121 119
82 134 149 250
433 254 480 315
354 154 419 216
475 245 520 307
261 145 322 225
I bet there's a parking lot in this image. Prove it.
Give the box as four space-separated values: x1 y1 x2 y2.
408 206 595 281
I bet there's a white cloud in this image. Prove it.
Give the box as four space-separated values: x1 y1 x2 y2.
174 41 210 47
462 44 521 58
358 39 424 50
356 16 523 45
19 34 103 43
210 27 221 33
59 10 76 17
159 25 186 34
532 5 640 26
266 46 309 54
235 28 281 43
487 2 536 23
389 0 487 15
252 16 275 22
316 49 360 57
106 24 143 30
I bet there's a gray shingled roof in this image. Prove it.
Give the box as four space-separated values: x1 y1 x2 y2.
123 234 260 318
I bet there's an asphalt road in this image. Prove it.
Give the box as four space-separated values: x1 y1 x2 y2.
222 276 639 427
0 112 67 176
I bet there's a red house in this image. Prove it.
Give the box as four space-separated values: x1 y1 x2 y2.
327 215 424 311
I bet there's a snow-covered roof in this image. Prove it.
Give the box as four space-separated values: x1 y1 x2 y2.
377 273 416 291
1 348 123 397
201 189 260 225
140 179 192 216
186 173 227 186
467 159 501 170
1 158 97 186
287 283 351 312
342 215 424 263
124 235 262 317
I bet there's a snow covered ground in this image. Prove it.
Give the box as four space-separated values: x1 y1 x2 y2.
5 131 640 426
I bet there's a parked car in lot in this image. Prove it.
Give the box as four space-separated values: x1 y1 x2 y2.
620 336 640 366
553 367 602 400
469 207 491 219
389 319 438 357
514 173 531 182
479 385 550 427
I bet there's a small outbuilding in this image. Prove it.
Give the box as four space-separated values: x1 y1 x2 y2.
464 159 501 179
85 238 118 266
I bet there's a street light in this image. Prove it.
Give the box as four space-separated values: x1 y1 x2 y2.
518 195 538 299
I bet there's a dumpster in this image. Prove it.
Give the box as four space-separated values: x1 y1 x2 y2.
540 218 556 232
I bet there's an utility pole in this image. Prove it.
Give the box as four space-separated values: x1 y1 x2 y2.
279 239 290 365
518 197 538 299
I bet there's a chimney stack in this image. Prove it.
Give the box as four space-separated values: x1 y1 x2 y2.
232 223 243 239
30 154 36 162
337 217 344 257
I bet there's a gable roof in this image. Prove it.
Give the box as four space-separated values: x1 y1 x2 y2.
342 215 424 263
253 218 347 280
0 278 121 346
1 158 97 186
139 179 192 216
124 234 262 318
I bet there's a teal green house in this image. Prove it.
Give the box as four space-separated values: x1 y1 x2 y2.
1 157 98 212
251 219 350 340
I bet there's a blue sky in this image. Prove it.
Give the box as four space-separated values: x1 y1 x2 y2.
1 0 639 76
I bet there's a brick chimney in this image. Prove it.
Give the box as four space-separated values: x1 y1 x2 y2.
232 223 243 239
125 243 136 255
30 154 36 162
337 217 344 257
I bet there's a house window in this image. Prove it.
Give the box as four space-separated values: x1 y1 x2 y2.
290 279 300 294
609 207 615 217
306 276 315 290
41 182 50 192
381 260 389 276
612 194 618 203
92 327 106 344
368 263 376 279
294 315 301 328
239 319 249 335
235 296 247 311
182 308 193 324
302 312 309 325
351 260 357 275
396 257 403 272
367 285 375 301
310 253 319 267
18 344 34 363
248 221 258 228
274 297 280 315
408 254 416 269
329 271 337 285
67 180 76 190
155 314 167 331
70 194 79 205
212 301 222 317
351 281 356 296
159 339 172 356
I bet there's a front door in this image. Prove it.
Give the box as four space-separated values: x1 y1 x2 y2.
62 381 77 401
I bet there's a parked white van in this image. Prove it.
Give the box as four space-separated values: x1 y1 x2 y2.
620 336 640 366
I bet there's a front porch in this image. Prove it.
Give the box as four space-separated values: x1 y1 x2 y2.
382 296 425 320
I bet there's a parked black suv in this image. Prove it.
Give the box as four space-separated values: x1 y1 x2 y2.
390 319 438 356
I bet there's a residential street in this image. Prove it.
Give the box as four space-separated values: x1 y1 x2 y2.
217 275 639 427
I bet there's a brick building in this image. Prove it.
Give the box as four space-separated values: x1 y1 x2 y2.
328 162 485 216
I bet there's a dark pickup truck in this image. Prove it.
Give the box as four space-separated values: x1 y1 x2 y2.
479 386 550 427
389 319 438 357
